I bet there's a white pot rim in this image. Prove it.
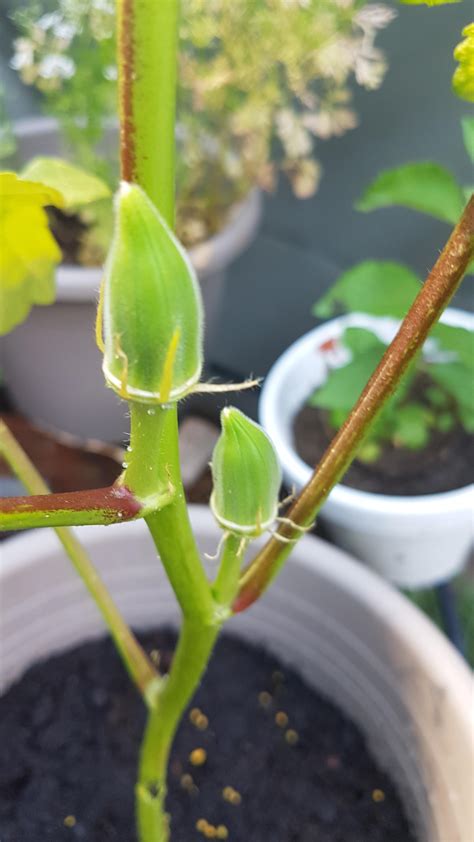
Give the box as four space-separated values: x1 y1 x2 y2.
13 116 262 302
260 307 474 517
2 507 471 690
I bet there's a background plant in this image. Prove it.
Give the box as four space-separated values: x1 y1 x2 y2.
309 117 474 462
8 0 394 248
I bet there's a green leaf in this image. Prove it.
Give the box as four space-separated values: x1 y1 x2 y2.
341 327 386 355
436 412 455 433
20 157 111 210
309 345 385 412
313 261 421 319
430 362 474 431
356 162 465 224
432 323 474 369
453 24 474 103
392 404 432 450
461 117 474 163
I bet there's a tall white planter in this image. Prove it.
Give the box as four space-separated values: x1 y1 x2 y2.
0 118 262 441
259 309 474 588
1 507 472 841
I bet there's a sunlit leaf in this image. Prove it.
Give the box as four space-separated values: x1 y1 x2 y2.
21 157 111 209
356 162 465 224
0 171 64 335
453 24 474 103
313 261 421 319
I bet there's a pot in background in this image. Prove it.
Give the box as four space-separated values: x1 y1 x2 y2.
0 118 262 441
259 309 474 588
1 506 472 841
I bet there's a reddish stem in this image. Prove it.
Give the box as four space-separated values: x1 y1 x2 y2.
234 195 474 613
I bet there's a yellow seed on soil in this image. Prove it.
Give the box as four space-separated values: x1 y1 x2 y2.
196 818 208 832
285 728 299 745
222 786 242 806
258 691 272 708
150 649 161 666
64 816 76 828
372 788 385 803
275 711 289 728
216 825 229 839
189 748 207 767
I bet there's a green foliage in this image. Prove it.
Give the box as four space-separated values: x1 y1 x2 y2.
313 261 421 319
10 0 394 248
461 117 474 164
311 273 474 458
453 23 474 102
0 84 15 160
21 157 111 209
355 162 465 224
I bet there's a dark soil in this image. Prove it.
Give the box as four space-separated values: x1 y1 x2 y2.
0 631 416 842
47 208 89 266
294 405 474 497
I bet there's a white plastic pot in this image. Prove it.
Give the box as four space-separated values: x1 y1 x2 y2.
1 506 472 841
259 308 474 588
0 117 262 441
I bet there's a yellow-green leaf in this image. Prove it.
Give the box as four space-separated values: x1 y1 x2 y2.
21 157 111 210
453 24 474 103
356 162 465 224
0 171 63 335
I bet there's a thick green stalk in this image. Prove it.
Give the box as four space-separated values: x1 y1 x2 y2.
0 420 158 697
213 533 247 606
125 403 215 624
117 0 179 224
235 195 474 613
116 3 222 839
137 618 219 842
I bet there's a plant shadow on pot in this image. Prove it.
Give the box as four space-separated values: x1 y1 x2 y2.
1 508 472 841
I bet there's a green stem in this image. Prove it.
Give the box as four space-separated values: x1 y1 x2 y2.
117 0 179 224
235 195 474 613
125 403 215 624
0 484 143 531
137 618 219 842
0 420 158 697
213 533 247 606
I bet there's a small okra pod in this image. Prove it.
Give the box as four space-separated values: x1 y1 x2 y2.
101 182 203 404
211 407 282 537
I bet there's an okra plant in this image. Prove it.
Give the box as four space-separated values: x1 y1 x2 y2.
0 2 473 841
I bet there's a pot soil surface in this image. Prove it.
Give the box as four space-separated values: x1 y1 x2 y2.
294 403 474 496
0 630 415 842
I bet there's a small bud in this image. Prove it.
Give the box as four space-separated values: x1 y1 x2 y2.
101 183 203 403
211 407 281 536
